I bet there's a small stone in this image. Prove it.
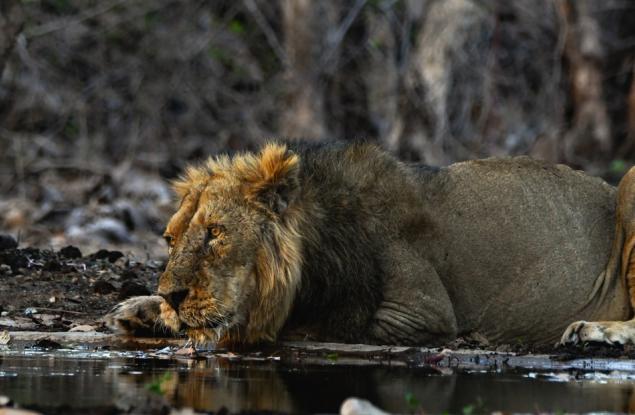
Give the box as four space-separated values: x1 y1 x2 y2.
59 245 82 259
0 408 43 415
0 235 17 251
48 296 56 304
0 264 11 276
23 307 38 316
340 398 389 415
0 312 7 317
69 324 96 332
0 250 28 273
42 259 61 272
92 249 124 263
93 279 116 294
118 281 150 300
33 314 59 327
0 317 38 330
0 331 10 345
121 268 138 279
33 339 61 349
175 346 198 357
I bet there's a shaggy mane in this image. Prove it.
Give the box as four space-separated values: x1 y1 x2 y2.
168 143 304 345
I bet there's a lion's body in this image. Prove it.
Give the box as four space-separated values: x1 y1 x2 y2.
105 142 635 347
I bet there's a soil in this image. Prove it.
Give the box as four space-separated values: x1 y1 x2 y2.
0 234 162 333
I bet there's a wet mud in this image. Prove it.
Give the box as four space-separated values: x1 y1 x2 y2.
0 239 162 333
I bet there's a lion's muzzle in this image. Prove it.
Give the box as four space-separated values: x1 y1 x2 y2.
159 289 189 312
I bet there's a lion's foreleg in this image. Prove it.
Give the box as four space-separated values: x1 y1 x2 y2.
103 295 179 336
370 243 457 346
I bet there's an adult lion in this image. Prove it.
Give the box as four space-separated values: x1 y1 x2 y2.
105 141 635 347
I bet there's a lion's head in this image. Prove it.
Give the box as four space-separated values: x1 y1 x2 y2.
157 143 304 345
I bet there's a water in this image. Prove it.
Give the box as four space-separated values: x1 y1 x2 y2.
2 349 635 414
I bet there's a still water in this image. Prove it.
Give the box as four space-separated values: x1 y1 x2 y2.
2 349 635 414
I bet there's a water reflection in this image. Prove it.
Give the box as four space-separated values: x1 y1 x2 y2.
2 351 635 413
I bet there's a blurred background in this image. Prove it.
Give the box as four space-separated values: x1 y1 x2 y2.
1 0 635 258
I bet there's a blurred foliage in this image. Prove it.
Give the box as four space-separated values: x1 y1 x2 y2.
0 0 634 193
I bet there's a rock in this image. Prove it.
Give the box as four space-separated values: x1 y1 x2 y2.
0 409 43 415
93 279 117 294
0 235 17 251
0 264 11 276
121 268 138 279
33 314 60 328
33 338 61 349
0 250 28 274
340 398 390 415
69 324 96 332
92 249 124 263
119 281 151 300
42 259 61 272
0 317 38 330
85 219 132 243
59 245 82 259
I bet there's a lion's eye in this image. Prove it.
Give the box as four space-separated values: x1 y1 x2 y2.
207 225 223 240
164 235 173 246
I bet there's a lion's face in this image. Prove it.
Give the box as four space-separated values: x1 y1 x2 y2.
157 144 303 345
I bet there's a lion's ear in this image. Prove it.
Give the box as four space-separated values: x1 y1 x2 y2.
238 143 300 215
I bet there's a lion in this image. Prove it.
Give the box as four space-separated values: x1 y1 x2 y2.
104 141 635 348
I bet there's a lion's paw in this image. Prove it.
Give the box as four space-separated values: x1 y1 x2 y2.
559 319 635 346
103 295 175 336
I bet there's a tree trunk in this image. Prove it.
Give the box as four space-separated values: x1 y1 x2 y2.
279 0 330 139
560 0 612 164
0 0 24 76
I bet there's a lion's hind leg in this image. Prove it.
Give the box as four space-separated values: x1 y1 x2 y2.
560 167 635 346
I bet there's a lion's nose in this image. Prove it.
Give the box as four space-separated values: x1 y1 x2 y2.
160 289 189 311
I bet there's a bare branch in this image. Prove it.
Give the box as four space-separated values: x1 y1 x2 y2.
242 0 289 67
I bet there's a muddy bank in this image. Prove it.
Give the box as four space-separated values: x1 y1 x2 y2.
0 238 162 333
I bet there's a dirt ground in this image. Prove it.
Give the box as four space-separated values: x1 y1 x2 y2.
0 234 163 334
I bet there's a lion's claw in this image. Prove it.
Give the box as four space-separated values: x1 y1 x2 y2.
559 320 587 346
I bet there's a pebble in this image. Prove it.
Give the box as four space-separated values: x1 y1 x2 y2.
119 281 150 299
340 398 389 415
0 317 38 330
0 235 17 251
69 324 96 332
33 314 60 327
0 408 42 415
92 249 124 263
58 245 82 259
93 279 117 294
